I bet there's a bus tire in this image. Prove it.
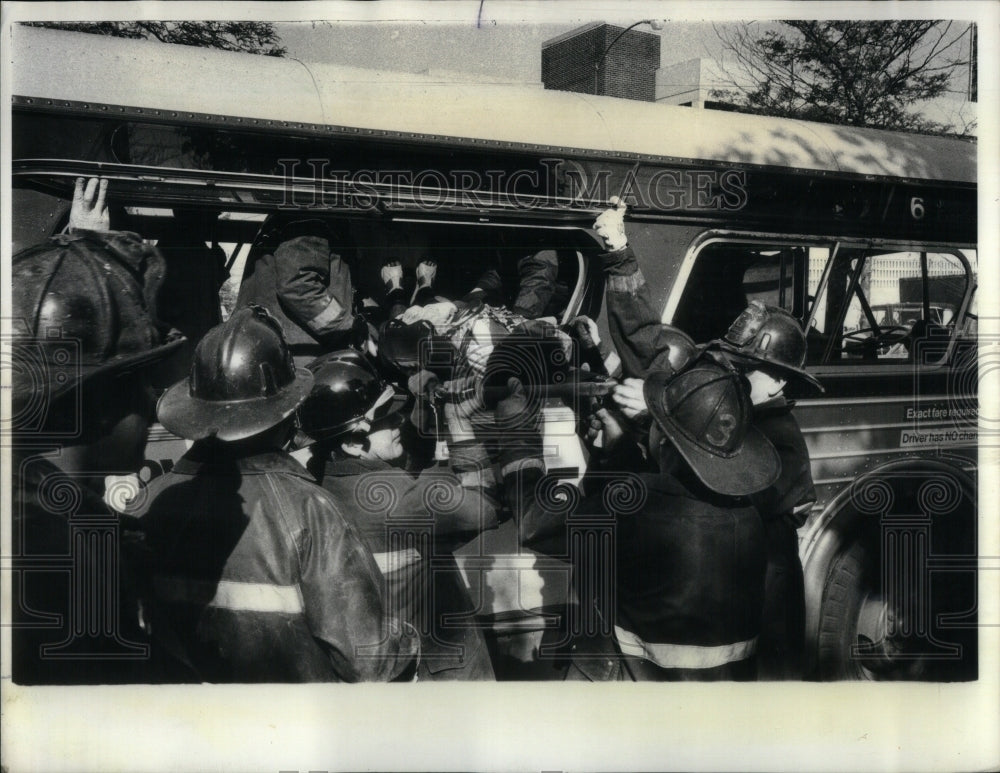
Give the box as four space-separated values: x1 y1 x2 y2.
816 537 925 680
816 540 865 680
806 459 978 682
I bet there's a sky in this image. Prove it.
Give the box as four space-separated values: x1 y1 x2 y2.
6 1 977 96
275 19 730 83
270 10 975 131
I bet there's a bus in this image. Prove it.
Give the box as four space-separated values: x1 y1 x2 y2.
8 24 979 681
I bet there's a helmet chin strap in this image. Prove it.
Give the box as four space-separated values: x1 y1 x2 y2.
278 417 299 451
339 424 374 458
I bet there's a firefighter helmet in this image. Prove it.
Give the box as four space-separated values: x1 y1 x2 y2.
710 301 823 392
10 231 184 424
157 305 313 442
644 359 779 497
297 349 406 444
646 323 698 376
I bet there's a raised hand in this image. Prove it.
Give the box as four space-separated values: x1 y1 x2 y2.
592 196 627 251
69 177 110 233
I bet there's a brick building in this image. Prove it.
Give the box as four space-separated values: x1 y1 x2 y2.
541 22 660 101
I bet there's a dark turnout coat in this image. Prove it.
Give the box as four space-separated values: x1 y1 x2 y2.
606 471 766 679
317 453 498 680
515 461 767 680
751 396 815 523
11 453 150 684
133 447 418 682
750 395 814 679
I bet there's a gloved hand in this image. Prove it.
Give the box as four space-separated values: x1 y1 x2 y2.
569 315 601 349
407 369 439 399
69 177 110 233
495 376 539 434
582 403 604 447
566 314 612 374
583 406 628 450
592 196 627 251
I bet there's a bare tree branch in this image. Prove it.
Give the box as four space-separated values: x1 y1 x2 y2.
714 20 974 136
26 21 287 57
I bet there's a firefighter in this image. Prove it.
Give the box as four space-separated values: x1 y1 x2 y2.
132 306 418 682
508 358 780 681
236 215 369 366
295 353 498 680
10 177 185 684
706 300 824 679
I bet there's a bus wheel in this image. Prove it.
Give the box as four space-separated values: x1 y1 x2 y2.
817 537 924 680
815 520 977 682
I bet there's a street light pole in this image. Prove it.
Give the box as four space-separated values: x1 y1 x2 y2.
593 19 664 95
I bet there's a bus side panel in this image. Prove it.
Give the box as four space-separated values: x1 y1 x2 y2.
13 189 70 254
795 366 978 680
795 393 978 508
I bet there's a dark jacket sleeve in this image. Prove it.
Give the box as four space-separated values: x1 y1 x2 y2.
503 442 650 558
583 437 652 492
493 426 572 555
273 220 355 343
751 412 816 522
601 246 689 377
299 488 418 681
395 445 500 547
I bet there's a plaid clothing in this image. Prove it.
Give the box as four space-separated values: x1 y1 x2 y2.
442 304 526 375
